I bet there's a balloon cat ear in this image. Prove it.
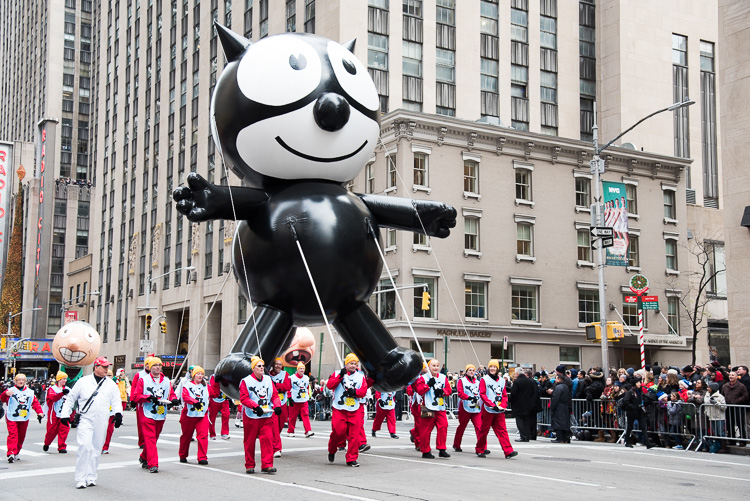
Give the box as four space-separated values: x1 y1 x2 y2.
342 38 356 53
215 22 251 62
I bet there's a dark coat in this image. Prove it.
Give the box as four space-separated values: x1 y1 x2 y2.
550 380 571 431
509 374 542 415
585 378 604 401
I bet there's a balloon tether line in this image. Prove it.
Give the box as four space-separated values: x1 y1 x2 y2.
366 220 426 364
286 220 344 369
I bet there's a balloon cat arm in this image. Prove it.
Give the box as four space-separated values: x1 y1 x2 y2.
357 194 457 238
173 172 269 222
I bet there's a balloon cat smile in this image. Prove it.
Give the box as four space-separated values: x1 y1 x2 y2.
173 24 457 399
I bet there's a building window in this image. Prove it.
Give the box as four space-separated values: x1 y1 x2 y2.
627 235 640 268
559 346 580 366
663 190 676 220
465 218 479 252
480 58 498 94
386 157 397 189
512 284 538 322
517 222 533 257
625 184 638 214
577 228 591 262
414 276 436 319
414 232 429 248
286 0 296 32
386 228 397 249
304 0 315 33
510 6 527 42
575 177 590 208
375 279 396 320
368 33 389 70
479 0 498 36
465 280 487 319
238 294 248 323
665 238 678 272
436 48 455 84
700 40 718 205
464 160 478 194
411 339 434 359
365 163 375 194
402 41 423 77
259 0 269 38
672 33 690 158
515 169 532 202
578 289 599 324
706 241 727 297
667 296 680 335
413 152 428 187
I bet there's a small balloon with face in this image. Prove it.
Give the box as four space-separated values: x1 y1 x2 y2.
52 321 102 367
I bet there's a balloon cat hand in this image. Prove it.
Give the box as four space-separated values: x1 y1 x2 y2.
173 172 268 222
412 200 457 239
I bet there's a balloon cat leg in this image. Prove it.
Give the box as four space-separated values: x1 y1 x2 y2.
214 305 295 399
333 303 422 392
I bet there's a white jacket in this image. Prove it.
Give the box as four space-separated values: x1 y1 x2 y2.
61 374 123 421
703 391 727 421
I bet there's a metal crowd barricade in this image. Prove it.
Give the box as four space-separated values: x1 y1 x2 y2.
640 401 697 450
570 398 621 434
696 403 750 450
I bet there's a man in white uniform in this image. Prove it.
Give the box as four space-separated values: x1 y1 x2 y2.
61 357 123 489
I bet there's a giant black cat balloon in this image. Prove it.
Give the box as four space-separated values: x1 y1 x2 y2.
174 24 457 398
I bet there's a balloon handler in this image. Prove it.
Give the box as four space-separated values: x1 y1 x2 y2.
173 24 457 398
1 373 45 462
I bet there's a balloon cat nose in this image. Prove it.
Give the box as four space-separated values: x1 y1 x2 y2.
313 93 351 132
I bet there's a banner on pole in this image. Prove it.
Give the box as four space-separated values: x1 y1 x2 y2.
602 181 629 266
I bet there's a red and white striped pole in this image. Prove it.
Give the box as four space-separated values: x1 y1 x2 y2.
638 306 645 371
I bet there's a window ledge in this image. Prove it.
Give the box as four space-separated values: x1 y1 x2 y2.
515 199 535 208
706 293 727 300
464 191 481 201
384 186 397 194
575 206 591 214
628 213 640 221
577 260 595 269
384 246 397 255
626 266 642 273
511 320 542 327
413 185 431 194
412 244 432 254
666 269 680 276
465 318 489 323
413 317 439 323
516 255 536 263
663 217 678 225
464 250 482 258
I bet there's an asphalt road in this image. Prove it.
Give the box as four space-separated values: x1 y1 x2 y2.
1 410 748 500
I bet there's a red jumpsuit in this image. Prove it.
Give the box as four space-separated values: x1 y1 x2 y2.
453 377 482 450
103 408 116 452
326 371 368 463
476 377 514 456
372 391 396 435
406 383 422 449
130 370 146 448
414 374 452 454
43 385 71 452
179 384 209 461
131 374 177 468
1 386 44 458
207 375 231 438
287 373 312 435
269 370 291 453
239 374 281 470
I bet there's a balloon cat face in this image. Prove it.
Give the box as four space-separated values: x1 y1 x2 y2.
211 27 381 189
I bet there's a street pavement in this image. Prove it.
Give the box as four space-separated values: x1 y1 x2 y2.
0 410 748 500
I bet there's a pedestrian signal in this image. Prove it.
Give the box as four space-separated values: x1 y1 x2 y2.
421 291 431 310
585 321 624 342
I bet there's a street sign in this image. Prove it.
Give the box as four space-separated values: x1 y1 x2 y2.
503 336 508 350
641 302 659 310
590 226 614 238
601 237 614 248
139 339 154 353
641 295 658 302
625 296 638 303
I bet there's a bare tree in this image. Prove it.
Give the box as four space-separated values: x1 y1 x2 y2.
671 234 726 366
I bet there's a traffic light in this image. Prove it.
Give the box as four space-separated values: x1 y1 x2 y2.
145 314 152 331
160 320 167 334
585 321 624 342
421 290 431 310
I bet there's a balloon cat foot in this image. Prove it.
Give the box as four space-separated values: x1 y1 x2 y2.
214 352 255 400
370 347 423 392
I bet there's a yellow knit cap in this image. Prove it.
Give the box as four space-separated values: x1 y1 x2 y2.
56 371 69 381
344 353 359 365
465 364 476 371
191 366 205 377
146 357 163 370
250 356 264 370
488 359 500 369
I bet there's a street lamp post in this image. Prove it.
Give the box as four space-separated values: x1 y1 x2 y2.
591 99 694 372
61 291 101 323
138 266 195 343
2 307 42 379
